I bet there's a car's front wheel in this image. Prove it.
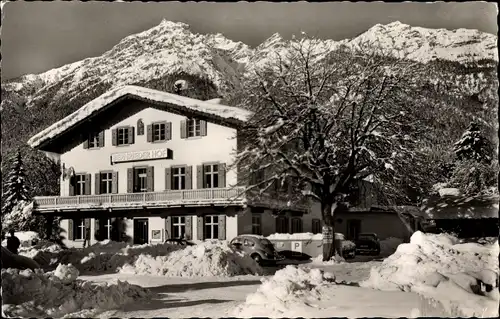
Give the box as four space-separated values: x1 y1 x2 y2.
252 254 262 264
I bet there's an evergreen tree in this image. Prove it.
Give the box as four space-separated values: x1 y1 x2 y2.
2 150 30 215
453 122 493 164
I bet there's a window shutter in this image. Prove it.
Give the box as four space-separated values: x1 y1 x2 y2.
196 165 204 189
166 122 172 140
165 167 172 190
147 124 153 142
165 217 172 240
94 218 100 240
128 126 135 144
85 174 91 195
112 171 118 194
180 120 187 139
83 139 89 149
197 216 204 240
218 163 226 188
185 166 193 190
127 168 134 193
95 173 101 195
112 129 117 146
200 120 207 136
146 166 154 192
137 119 144 135
69 180 75 196
99 131 105 147
68 219 74 240
218 215 226 240
185 216 192 240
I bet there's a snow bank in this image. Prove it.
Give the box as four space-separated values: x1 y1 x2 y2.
232 265 335 317
119 240 263 277
1 266 150 318
311 253 346 265
361 231 499 317
1 231 40 248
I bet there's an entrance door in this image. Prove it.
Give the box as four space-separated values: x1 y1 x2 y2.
347 219 361 240
133 218 149 245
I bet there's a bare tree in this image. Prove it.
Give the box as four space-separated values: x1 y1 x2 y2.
231 37 428 261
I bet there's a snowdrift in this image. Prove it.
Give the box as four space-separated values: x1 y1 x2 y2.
119 240 263 277
361 231 499 317
232 265 336 317
1 231 40 248
1 264 150 318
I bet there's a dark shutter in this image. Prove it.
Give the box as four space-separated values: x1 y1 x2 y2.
165 167 172 190
180 120 187 139
128 126 135 144
83 139 89 149
165 217 172 240
127 168 134 193
69 180 75 196
112 129 117 146
197 216 204 240
147 124 153 142
200 120 207 136
95 173 101 195
185 216 192 240
98 131 105 147
112 171 118 194
196 165 204 189
146 166 154 192
218 163 226 188
68 219 74 240
137 119 144 135
94 218 100 240
166 122 172 140
85 174 91 195
218 215 226 240
185 166 193 190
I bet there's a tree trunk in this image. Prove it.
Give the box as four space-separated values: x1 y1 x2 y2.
321 201 337 261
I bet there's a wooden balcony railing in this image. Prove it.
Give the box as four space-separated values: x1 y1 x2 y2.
33 187 310 213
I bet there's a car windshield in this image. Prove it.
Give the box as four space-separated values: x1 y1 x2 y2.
260 238 273 246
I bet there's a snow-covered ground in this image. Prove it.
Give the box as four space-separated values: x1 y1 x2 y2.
361 231 499 317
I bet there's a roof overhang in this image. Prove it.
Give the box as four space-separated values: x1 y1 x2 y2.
28 85 252 153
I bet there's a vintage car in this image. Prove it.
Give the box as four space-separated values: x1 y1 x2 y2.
335 233 356 259
230 234 285 265
355 232 381 255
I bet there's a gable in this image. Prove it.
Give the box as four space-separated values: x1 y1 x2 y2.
28 85 252 152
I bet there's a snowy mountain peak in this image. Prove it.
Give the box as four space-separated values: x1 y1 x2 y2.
158 19 190 30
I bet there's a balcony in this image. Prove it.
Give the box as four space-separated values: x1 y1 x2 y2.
33 187 310 213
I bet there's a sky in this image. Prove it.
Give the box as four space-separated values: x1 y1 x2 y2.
1 1 498 80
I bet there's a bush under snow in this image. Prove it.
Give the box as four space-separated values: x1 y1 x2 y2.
232 265 335 317
119 240 263 277
361 231 499 317
1 265 150 318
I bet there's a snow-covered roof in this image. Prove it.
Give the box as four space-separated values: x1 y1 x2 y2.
421 195 499 219
28 85 253 149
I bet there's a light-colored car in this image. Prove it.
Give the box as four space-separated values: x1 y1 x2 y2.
230 234 285 265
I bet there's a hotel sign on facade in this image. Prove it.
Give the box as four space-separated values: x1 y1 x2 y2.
111 148 173 164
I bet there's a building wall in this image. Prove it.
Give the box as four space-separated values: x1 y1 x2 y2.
59 107 238 196
335 211 411 240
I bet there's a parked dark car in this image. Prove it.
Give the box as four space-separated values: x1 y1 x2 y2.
164 238 195 246
230 235 285 265
355 233 381 255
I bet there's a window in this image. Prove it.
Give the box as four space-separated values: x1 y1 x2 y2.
187 118 201 137
99 172 113 194
73 219 85 240
117 127 130 145
252 214 262 235
134 168 148 193
98 218 113 240
88 132 103 148
276 216 289 233
291 218 303 233
204 164 219 188
153 122 167 141
312 219 322 234
75 174 86 195
204 215 219 239
172 216 186 239
172 167 186 190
